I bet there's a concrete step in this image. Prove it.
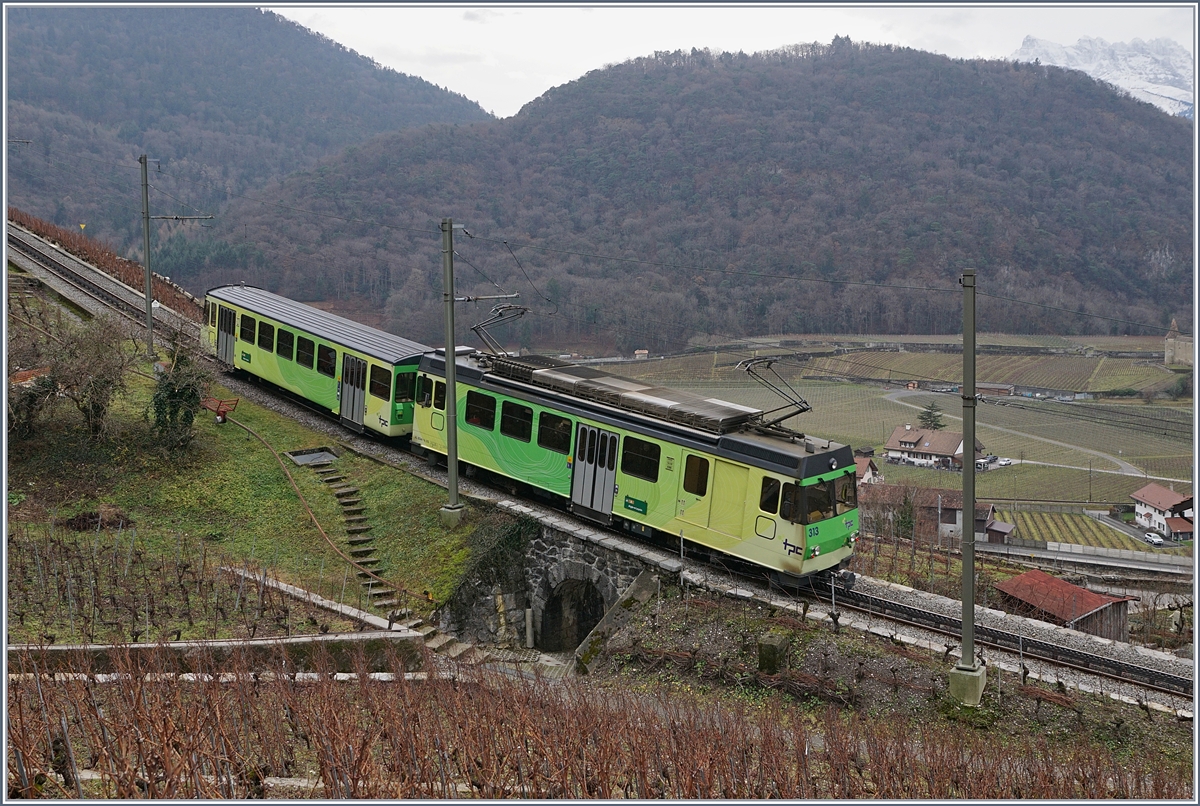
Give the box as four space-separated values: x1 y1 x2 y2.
344 515 369 524
321 475 346 484
458 647 492 665
338 498 363 508
333 488 360 498
347 525 373 535
367 587 396 600
348 547 375 558
415 624 438 639
373 599 400 610
347 536 374 546
424 633 454 652
314 467 339 475
355 557 380 567
343 507 366 516
443 641 474 660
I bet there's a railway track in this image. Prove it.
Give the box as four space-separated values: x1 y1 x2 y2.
8 228 148 325
7 225 199 342
822 577 1193 698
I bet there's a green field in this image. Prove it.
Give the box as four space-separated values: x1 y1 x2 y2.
614 364 1192 503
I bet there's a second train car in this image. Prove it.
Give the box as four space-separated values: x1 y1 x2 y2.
203 285 429 436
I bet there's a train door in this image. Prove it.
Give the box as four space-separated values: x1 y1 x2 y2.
571 424 618 523
216 306 236 365
677 453 713 527
340 355 367 432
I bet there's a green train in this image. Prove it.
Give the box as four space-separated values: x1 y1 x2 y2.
412 351 859 581
202 285 429 437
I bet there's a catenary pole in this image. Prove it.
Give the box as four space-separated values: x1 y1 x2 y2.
441 218 463 515
959 268 977 667
949 267 985 705
140 155 154 356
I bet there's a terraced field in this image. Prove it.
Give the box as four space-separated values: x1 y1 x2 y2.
797 353 1171 393
995 511 1192 555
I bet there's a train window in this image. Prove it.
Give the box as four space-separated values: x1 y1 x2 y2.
395 372 416 403
777 484 796 522
465 391 496 430
239 315 256 343
621 436 660 483
369 365 391 399
835 473 857 515
296 337 315 369
433 381 446 410
683 456 709 497
500 401 533 442
417 375 433 406
316 345 336 377
804 481 834 524
205 302 214 327
608 434 618 470
760 478 781 514
276 329 294 360
537 412 572 454
257 322 274 351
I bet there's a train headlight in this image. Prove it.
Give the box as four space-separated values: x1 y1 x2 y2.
829 458 838 470
809 545 821 558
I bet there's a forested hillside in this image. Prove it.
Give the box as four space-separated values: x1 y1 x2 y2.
8 25 1191 350
5 7 491 250
204 41 1192 349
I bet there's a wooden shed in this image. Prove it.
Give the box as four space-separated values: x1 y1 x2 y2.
994 569 1134 642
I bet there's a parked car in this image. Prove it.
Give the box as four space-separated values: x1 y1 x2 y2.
1144 532 1165 547
985 455 999 462
997 457 1013 466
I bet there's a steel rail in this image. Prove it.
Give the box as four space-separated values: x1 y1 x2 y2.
8 230 147 326
829 581 1192 698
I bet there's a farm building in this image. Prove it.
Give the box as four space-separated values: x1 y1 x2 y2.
855 457 884 488
976 382 1015 396
858 484 995 542
883 424 985 470
993 569 1134 642
1131 483 1190 536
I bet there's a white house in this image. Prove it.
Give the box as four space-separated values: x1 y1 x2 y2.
1131 482 1189 535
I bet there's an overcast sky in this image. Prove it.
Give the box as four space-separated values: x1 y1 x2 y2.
266 3 1197 118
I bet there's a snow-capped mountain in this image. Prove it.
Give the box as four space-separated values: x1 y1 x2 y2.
1011 36 1194 119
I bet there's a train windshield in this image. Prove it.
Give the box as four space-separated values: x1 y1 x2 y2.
779 474 855 526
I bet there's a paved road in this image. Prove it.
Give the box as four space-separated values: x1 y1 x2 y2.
883 390 1182 480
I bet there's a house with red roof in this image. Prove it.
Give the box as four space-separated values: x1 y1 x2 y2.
994 569 1134 642
1131 482 1189 536
883 424 984 471
854 457 883 488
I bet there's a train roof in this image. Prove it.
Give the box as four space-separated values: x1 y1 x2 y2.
207 285 429 364
487 353 762 433
423 351 853 476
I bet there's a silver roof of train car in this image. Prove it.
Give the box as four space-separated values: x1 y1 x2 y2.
207 285 428 363
485 354 761 434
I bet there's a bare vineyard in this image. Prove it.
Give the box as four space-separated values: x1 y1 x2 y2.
5 522 357 646
6 648 1190 799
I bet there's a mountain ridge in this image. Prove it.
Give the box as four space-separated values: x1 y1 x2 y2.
1011 35 1194 118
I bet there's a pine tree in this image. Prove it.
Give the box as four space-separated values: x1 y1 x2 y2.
918 401 945 430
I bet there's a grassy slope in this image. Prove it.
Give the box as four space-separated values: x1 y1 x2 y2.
6 368 483 641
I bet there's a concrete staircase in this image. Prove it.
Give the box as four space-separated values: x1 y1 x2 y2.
306 458 488 665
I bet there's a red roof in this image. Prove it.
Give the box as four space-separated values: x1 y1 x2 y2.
1131 482 1188 513
1165 517 1193 534
993 569 1132 624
